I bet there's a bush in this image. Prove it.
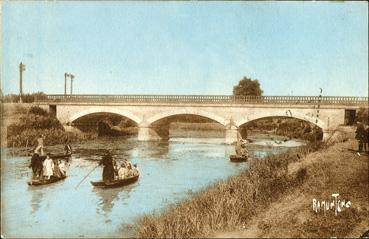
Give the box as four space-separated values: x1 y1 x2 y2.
2 92 47 103
29 106 48 116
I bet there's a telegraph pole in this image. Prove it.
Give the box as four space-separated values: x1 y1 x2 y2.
19 62 26 103
64 73 68 96
70 74 75 95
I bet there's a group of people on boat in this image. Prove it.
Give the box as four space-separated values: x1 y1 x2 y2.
29 135 71 181
99 153 139 183
29 153 69 180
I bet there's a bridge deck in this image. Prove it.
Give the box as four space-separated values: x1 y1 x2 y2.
35 95 368 106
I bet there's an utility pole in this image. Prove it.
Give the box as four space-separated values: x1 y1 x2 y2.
64 73 75 95
64 73 68 96
70 74 75 95
19 62 26 103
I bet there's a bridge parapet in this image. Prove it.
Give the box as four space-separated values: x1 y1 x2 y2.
36 94 368 106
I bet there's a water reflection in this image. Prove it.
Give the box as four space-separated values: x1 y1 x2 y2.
93 183 137 223
94 187 121 216
29 187 44 215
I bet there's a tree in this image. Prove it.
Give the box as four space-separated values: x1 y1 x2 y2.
233 77 263 97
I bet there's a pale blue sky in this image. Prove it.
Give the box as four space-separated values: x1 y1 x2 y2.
1 1 368 96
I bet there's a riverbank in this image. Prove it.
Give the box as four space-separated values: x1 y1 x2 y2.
213 138 368 238
2 103 96 148
136 132 368 238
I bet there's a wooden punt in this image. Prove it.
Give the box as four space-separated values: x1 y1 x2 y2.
229 155 248 162
28 175 67 186
91 174 139 188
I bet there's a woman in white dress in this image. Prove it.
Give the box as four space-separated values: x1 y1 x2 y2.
43 155 54 180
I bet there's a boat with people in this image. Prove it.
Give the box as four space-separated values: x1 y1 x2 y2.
231 136 249 163
229 154 248 162
91 174 139 188
90 154 140 189
27 150 70 186
28 175 67 186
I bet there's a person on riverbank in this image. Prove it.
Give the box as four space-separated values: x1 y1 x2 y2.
99 154 115 183
42 154 54 180
29 153 43 180
34 134 45 156
355 122 366 152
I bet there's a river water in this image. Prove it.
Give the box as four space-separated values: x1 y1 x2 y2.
1 131 305 238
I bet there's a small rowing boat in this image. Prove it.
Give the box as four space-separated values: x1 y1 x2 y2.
229 155 248 162
91 174 139 188
28 175 67 186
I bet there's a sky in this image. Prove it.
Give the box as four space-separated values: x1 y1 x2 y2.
1 1 368 96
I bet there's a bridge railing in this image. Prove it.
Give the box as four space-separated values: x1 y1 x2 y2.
35 94 368 105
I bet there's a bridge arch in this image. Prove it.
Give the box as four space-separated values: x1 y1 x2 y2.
146 108 227 126
235 110 325 130
68 107 141 125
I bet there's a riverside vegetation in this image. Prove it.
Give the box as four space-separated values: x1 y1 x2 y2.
5 105 96 148
136 129 367 238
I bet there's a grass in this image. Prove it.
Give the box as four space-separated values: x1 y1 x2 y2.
213 135 368 238
136 142 323 238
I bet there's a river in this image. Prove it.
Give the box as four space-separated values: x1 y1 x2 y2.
1 131 306 238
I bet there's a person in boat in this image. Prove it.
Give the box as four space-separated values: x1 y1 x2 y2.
64 143 72 155
42 154 54 180
118 162 130 179
236 139 248 158
34 134 46 156
240 139 249 158
131 164 140 177
99 154 115 183
58 160 67 177
112 158 119 179
52 158 63 178
29 153 43 179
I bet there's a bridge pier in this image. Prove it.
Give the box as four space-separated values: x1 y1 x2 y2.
225 129 238 144
137 126 161 141
224 119 238 144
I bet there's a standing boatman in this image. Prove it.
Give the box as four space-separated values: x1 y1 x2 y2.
99 153 115 183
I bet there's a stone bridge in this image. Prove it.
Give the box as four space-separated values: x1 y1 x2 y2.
35 95 368 144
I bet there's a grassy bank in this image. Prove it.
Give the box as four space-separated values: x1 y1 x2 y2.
136 142 323 238
4 105 96 148
214 138 368 238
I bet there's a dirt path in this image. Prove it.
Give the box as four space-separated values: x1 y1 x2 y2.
213 140 369 238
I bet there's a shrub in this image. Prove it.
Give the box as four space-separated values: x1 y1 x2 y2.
29 106 48 116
